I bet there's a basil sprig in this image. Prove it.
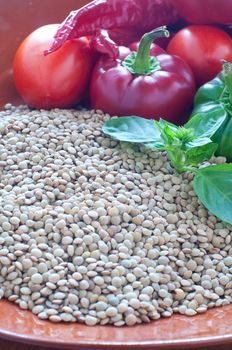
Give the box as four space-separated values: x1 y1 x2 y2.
103 116 232 225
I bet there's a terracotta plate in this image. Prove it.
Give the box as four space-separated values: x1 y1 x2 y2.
1 1 232 349
1 299 232 349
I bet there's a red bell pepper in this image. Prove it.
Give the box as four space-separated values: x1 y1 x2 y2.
90 27 196 124
172 0 232 25
45 0 179 56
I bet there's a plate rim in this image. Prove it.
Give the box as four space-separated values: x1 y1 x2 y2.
1 300 232 349
1 327 232 349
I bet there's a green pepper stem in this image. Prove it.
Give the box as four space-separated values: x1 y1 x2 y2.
223 60 232 104
123 26 170 75
132 26 169 74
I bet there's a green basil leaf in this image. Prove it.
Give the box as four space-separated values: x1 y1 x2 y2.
186 143 218 166
187 136 213 149
185 103 227 138
102 116 162 143
143 141 165 150
156 119 178 145
159 119 179 138
193 164 232 224
162 125 175 144
158 118 179 133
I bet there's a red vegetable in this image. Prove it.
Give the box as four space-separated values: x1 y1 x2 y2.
90 27 196 124
171 0 232 25
13 24 94 109
45 0 179 57
167 25 232 86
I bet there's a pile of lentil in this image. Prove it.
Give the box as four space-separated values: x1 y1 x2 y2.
0 104 232 326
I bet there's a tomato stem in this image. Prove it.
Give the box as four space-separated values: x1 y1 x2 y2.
223 60 232 105
123 26 170 75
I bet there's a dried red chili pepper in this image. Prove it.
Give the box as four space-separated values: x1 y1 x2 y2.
171 0 232 25
45 0 178 56
91 29 119 58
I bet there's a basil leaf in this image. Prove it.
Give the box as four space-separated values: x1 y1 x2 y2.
143 141 165 150
155 119 178 145
193 164 232 224
158 118 179 133
186 143 217 166
102 116 162 143
185 103 227 138
187 136 213 149
162 125 176 144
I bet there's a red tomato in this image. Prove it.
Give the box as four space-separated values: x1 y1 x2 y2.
167 25 232 86
13 24 94 109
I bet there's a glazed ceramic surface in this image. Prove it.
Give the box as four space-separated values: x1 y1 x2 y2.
1 299 232 349
1 1 232 349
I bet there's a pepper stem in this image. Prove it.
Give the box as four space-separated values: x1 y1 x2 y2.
123 26 170 75
223 60 232 104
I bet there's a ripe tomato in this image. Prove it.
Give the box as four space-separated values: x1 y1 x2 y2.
13 24 94 109
167 25 232 86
